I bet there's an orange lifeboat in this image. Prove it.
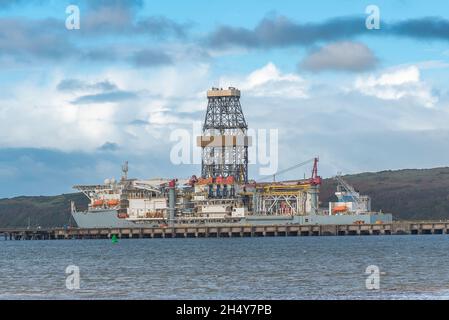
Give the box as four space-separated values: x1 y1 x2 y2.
93 199 104 207
107 199 119 206
225 176 235 184
332 205 347 214
216 176 224 184
197 177 213 185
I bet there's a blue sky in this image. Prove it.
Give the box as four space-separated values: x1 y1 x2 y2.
0 0 449 197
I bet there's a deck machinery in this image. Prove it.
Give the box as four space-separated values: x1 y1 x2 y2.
190 87 320 220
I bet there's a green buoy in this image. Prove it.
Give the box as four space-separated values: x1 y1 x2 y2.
111 234 118 244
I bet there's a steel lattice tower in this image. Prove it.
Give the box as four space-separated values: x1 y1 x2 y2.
197 87 250 183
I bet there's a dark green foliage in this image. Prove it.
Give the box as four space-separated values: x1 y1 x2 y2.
320 167 449 221
0 193 88 228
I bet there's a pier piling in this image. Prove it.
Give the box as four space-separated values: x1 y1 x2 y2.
2 221 449 240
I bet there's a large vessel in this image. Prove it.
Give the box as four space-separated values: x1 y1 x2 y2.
71 160 392 228
71 87 392 228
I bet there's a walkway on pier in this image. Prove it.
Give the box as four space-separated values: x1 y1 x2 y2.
2 221 449 240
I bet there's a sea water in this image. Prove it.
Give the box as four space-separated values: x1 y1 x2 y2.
1 235 449 299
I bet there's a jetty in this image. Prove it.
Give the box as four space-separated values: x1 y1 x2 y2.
1 221 449 240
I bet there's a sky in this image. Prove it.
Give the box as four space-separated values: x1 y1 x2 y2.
1 0 449 197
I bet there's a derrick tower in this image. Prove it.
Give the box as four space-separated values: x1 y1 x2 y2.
197 87 250 183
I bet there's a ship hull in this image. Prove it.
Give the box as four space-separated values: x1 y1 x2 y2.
72 209 138 228
72 209 392 228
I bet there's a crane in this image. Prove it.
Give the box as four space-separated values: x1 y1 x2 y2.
334 173 362 208
258 157 321 185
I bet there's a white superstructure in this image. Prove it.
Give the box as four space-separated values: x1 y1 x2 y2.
328 175 372 215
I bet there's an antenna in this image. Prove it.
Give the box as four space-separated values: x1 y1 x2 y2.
121 161 128 180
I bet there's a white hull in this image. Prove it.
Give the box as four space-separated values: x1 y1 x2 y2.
72 209 393 228
72 209 139 228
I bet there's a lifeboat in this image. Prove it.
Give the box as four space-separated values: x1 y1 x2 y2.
107 199 119 206
197 177 213 185
215 176 224 184
332 205 347 214
92 199 104 207
225 176 235 184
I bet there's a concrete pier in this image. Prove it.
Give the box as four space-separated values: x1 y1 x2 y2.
1 221 449 240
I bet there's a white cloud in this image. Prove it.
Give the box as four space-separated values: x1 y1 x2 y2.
3 60 449 191
220 62 308 98
354 66 437 107
413 60 449 70
147 111 194 125
0 64 211 153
